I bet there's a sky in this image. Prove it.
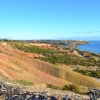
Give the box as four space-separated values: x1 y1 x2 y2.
0 0 100 40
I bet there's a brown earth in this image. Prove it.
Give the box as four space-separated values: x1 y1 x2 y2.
0 43 100 88
30 43 55 49
0 44 69 87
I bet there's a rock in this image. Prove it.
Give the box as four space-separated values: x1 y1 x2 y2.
0 80 89 100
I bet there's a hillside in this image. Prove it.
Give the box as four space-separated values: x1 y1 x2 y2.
0 41 100 92
0 42 70 87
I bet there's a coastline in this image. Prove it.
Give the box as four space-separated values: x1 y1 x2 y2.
77 41 100 54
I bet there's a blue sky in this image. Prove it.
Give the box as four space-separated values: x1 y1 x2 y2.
0 0 100 40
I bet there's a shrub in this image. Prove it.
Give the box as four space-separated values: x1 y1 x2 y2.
47 84 87 94
47 84 61 90
0 50 3 53
74 69 100 78
63 84 80 93
15 80 33 86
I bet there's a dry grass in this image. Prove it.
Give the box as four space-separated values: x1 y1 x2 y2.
33 59 100 87
30 43 51 46
0 44 100 88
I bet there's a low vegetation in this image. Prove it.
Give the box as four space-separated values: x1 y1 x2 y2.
32 60 100 87
0 50 3 53
1 40 100 88
14 80 33 86
74 69 100 78
39 54 100 66
62 84 80 93
8 42 57 55
47 84 86 94
8 42 100 67
47 84 61 90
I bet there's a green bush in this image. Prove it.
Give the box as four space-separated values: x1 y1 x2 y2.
74 69 89 76
74 69 100 78
47 84 86 94
15 80 33 86
39 53 100 67
8 41 100 67
63 84 80 93
90 70 100 78
0 50 3 53
12 43 56 55
47 84 61 90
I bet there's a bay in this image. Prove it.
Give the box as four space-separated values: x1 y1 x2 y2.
77 41 100 54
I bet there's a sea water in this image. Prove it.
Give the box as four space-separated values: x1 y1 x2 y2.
77 41 100 54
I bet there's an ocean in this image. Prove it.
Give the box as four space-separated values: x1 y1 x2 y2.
77 41 100 54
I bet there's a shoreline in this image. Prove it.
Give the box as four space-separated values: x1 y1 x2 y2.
77 41 100 54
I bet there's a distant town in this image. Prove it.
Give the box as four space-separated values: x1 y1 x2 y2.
0 39 89 49
32 40 89 49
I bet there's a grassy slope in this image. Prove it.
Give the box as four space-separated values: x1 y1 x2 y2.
31 59 100 87
0 42 100 88
0 45 70 87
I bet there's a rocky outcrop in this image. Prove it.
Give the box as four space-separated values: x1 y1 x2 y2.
14 49 43 58
0 81 89 100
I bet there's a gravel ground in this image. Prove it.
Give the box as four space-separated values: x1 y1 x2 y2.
0 81 90 100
